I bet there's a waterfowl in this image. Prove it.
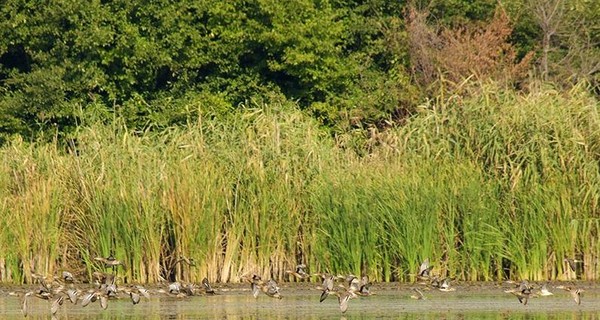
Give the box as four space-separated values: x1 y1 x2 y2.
563 258 582 272
439 278 456 292
250 274 262 298
348 276 361 294
168 282 181 295
505 280 533 305
21 292 32 317
319 275 335 302
510 288 532 305
80 291 95 307
537 283 553 296
262 279 282 299
334 288 357 313
99 274 118 298
95 253 123 278
81 290 108 309
285 264 309 280
570 288 583 305
175 256 196 267
130 291 141 305
557 285 583 305
418 258 433 280
35 280 53 300
430 275 440 288
120 285 151 304
66 288 79 304
410 288 425 300
61 271 75 283
51 295 64 315
136 285 151 299
94 254 123 268
202 277 216 295
99 293 109 309
563 258 583 279
358 275 372 295
182 283 196 296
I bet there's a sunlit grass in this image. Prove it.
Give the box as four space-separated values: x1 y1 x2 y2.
0 84 597 283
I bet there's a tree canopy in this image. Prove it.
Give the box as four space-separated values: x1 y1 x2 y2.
0 0 598 142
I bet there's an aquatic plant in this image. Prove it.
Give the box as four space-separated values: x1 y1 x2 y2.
0 84 598 283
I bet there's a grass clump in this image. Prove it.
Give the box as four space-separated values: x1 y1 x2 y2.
0 85 598 283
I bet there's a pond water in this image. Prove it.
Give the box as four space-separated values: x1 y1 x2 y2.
0 282 598 319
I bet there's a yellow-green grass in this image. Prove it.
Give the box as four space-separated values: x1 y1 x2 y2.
0 84 598 283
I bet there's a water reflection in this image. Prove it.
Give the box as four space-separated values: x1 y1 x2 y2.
0 286 598 320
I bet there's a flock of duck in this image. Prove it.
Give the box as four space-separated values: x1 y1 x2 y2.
11 256 589 317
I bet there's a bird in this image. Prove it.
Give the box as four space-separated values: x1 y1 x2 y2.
334 288 357 313
505 280 533 305
61 271 75 283
97 272 118 298
563 258 583 279
21 292 33 317
185 283 197 296
418 258 433 280
347 276 361 294
168 282 182 295
92 271 114 287
410 288 425 300
285 264 309 280
51 295 64 315
129 291 141 305
537 283 553 296
136 285 151 299
318 275 335 302
439 278 456 292
122 285 149 304
201 278 216 295
99 293 109 309
175 256 196 267
249 274 262 298
94 253 123 276
170 256 196 283
430 275 441 288
563 258 582 272
557 285 583 305
34 278 53 300
66 288 79 304
80 290 108 309
262 279 282 299
358 275 372 295
94 254 123 268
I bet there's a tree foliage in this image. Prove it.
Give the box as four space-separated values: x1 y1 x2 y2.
0 0 598 141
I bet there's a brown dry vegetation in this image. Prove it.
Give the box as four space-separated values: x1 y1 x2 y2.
407 7 534 92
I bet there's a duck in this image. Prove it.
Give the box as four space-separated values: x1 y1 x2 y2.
410 288 425 300
439 278 456 292
202 277 216 295
504 280 533 305
417 258 433 281
537 283 553 296
318 275 335 302
285 264 309 280
334 288 358 313
262 279 282 299
556 285 583 305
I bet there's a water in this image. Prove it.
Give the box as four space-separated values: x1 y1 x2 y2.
1 283 598 319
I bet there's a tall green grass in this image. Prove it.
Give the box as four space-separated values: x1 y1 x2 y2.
0 84 598 283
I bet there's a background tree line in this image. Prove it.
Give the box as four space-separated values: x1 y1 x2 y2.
0 0 598 143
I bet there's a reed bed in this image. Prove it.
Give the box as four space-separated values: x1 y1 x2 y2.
0 85 598 284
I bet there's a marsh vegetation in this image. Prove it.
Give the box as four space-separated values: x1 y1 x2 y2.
0 84 598 284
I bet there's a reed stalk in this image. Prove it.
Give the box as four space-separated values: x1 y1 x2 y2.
0 84 597 283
